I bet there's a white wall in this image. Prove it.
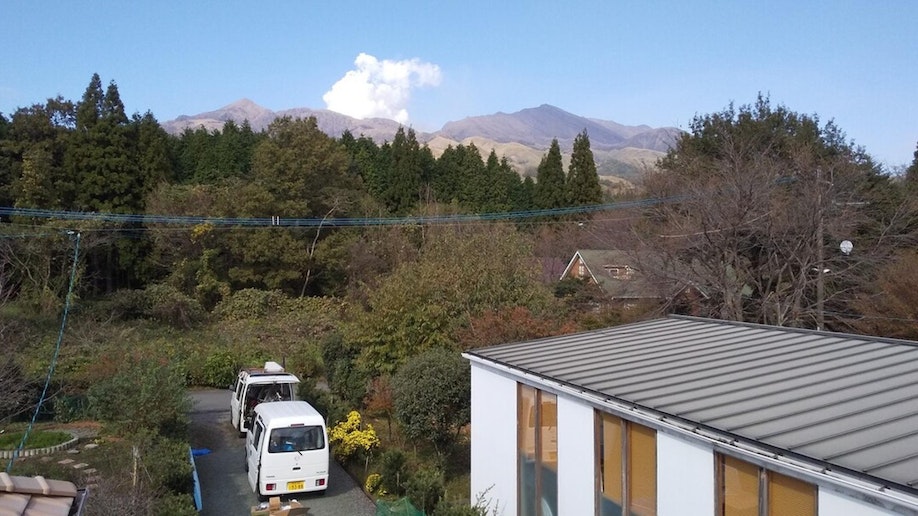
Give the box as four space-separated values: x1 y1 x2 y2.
470 363 518 515
819 488 904 516
556 396 596 515
657 431 715 516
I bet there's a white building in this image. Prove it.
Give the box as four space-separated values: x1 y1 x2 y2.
463 316 918 515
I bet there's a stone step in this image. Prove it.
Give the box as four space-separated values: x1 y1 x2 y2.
72 463 89 469
57 458 74 465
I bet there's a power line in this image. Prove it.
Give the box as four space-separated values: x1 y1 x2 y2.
0 197 677 230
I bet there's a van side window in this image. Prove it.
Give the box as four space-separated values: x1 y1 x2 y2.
252 420 265 451
235 378 244 401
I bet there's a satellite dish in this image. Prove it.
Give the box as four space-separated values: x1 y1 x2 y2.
840 240 853 255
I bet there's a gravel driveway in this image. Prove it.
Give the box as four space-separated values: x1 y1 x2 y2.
189 388 376 516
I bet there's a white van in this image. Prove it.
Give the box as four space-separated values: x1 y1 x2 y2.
245 401 329 499
231 361 300 436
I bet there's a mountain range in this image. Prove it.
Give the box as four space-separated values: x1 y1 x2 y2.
161 100 682 181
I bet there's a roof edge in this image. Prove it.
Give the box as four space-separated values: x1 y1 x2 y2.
464 352 918 512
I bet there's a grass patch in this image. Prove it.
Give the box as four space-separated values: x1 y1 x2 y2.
0 429 72 450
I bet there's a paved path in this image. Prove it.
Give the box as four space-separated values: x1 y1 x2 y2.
189 388 376 516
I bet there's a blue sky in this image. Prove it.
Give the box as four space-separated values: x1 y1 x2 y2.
2 1 916 167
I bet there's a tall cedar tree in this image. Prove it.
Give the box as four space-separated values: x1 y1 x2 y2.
378 127 432 214
566 129 603 205
534 139 566 209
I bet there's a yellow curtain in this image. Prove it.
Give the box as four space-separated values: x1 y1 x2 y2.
721 455 759 516
768 471 816 516
628 423 657 515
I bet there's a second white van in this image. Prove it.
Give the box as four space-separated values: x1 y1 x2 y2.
230 361 300 436
245 401 329 499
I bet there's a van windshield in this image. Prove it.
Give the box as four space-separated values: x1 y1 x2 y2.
268 426 325 453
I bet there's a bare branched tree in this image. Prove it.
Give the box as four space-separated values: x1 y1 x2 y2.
637 96 913 328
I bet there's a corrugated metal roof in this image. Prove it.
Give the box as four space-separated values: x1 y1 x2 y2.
466 315 918 494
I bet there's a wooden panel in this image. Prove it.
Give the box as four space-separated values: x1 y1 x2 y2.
768 471 816 516
601 413 623 506
721 455 759 516
628 423 657 515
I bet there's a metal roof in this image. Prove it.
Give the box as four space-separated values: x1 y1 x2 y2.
465 315 918 495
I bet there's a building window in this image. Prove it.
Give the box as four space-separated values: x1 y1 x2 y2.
596 411 656 516
715 453 817 516
518 384 558 516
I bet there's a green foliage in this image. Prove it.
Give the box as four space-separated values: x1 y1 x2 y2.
345 225 552 374
534 139 566 209
405 467 445 515
393 348 470 450
142 283 207 328
198 350 238 388
154 492 198 516
566 130 603 205
328 410 380 463
51 394 88 423
213 288 289 320
374 127 431 214
0 430 71 450
379 449 409 496
322 332 369 406
86 355 190 439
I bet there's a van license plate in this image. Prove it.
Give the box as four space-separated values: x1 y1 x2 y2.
287 481 304 490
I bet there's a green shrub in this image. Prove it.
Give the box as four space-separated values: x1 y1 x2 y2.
393 348 470 450
213 289 288 320
144 284 206 329
52 394 88 423
406 467 444 514
379 449 409 496
322 333 368 406
199 350 238 388
98 289 148 320
87 356 190 439
154 492 198 516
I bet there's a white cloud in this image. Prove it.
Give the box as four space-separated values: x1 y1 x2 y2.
323 53 441 124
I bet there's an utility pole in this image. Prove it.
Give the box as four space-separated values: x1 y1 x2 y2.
816 167 825 331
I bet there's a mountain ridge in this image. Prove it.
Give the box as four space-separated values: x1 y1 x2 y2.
161 100 680 179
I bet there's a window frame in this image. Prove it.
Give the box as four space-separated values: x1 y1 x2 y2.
715 452 817 516
518 384 558 516
595 410 656 516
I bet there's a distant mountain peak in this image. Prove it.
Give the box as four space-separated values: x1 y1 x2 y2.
160 102 680 179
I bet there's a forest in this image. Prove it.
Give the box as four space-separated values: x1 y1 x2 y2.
2 74 918 514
